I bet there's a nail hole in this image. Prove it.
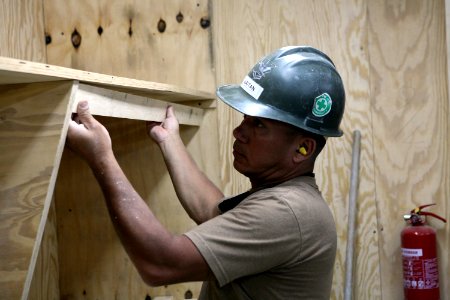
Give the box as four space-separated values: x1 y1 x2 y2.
157 18 166 33
145 295 151 300
176 12 184 23
128 19 133 37
71 29 82 48
97 26 103 35
184 290 193 299
200 17 210 29
45 34 52 45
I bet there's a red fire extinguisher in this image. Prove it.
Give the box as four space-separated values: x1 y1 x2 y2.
401 203 447 300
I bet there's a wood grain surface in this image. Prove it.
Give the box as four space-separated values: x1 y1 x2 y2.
368 1 449 299
28 199 60 300
43 0 214 91
0 81 75 299
0 0 46 62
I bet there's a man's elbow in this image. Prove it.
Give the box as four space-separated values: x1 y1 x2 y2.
136 261 210 287
141 276 166 287
137 267 175 287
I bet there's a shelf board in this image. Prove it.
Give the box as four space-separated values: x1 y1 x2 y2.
0 56 215 103
75 83 204 126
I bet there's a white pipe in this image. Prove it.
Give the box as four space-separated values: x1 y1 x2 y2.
344 130 362 300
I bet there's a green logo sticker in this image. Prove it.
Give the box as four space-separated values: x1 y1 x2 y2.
312 93 332 117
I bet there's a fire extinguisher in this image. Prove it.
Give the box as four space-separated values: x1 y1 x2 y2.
401 203 447 300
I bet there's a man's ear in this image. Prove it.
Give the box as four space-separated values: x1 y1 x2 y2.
293 138 316 163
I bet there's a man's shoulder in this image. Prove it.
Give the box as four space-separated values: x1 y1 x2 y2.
250 176 321 202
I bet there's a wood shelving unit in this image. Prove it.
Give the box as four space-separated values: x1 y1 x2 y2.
0 56 215 299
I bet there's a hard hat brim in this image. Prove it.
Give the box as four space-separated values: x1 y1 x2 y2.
216 84 343 137
216 84 275 118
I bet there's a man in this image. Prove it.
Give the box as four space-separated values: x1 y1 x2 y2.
67 46 345 299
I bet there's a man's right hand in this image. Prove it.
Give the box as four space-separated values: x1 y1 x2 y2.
66 100 113 168
146 106 180 145
145 105 223 223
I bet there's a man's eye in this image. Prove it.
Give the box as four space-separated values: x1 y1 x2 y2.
254 118 264 127
242 115 264 128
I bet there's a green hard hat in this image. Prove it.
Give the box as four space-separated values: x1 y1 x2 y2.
216 46 345 137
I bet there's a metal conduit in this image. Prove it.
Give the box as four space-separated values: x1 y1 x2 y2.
344 130 362 300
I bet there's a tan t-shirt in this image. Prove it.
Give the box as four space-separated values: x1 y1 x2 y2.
185 176 337 300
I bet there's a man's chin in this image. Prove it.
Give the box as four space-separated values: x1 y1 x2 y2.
233 161 251 177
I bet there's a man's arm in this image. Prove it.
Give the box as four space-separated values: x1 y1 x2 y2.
147 106 224 224
66 101 211 286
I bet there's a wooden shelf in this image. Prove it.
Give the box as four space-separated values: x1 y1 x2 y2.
74 83 204 126
0 56 215 103
0 58 216 299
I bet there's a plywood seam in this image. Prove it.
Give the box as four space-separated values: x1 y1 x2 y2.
365 1 384 298
442 1 450 296
41 0 48 64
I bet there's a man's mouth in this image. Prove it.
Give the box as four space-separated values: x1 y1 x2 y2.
232 142 245 158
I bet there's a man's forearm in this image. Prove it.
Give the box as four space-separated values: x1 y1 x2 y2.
159 135 224 224
90 154 174 270
88 153 211 285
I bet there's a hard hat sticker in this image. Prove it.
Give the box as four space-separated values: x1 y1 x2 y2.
241 75 264 100
312 93 332 117
252 61 272 80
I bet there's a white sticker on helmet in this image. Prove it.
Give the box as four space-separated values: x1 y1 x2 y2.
241 75 264 100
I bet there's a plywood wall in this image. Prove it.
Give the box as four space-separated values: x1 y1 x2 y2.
0 0 46 62
43 0 215 91
368 1 449 298
0 0 449 299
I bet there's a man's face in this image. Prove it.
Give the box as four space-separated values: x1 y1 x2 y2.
232 115 298 183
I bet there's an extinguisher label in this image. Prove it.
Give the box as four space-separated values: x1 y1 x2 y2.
402 248 439 289
401 248 423 257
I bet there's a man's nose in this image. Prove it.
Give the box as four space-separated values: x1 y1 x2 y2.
233 122 248 143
